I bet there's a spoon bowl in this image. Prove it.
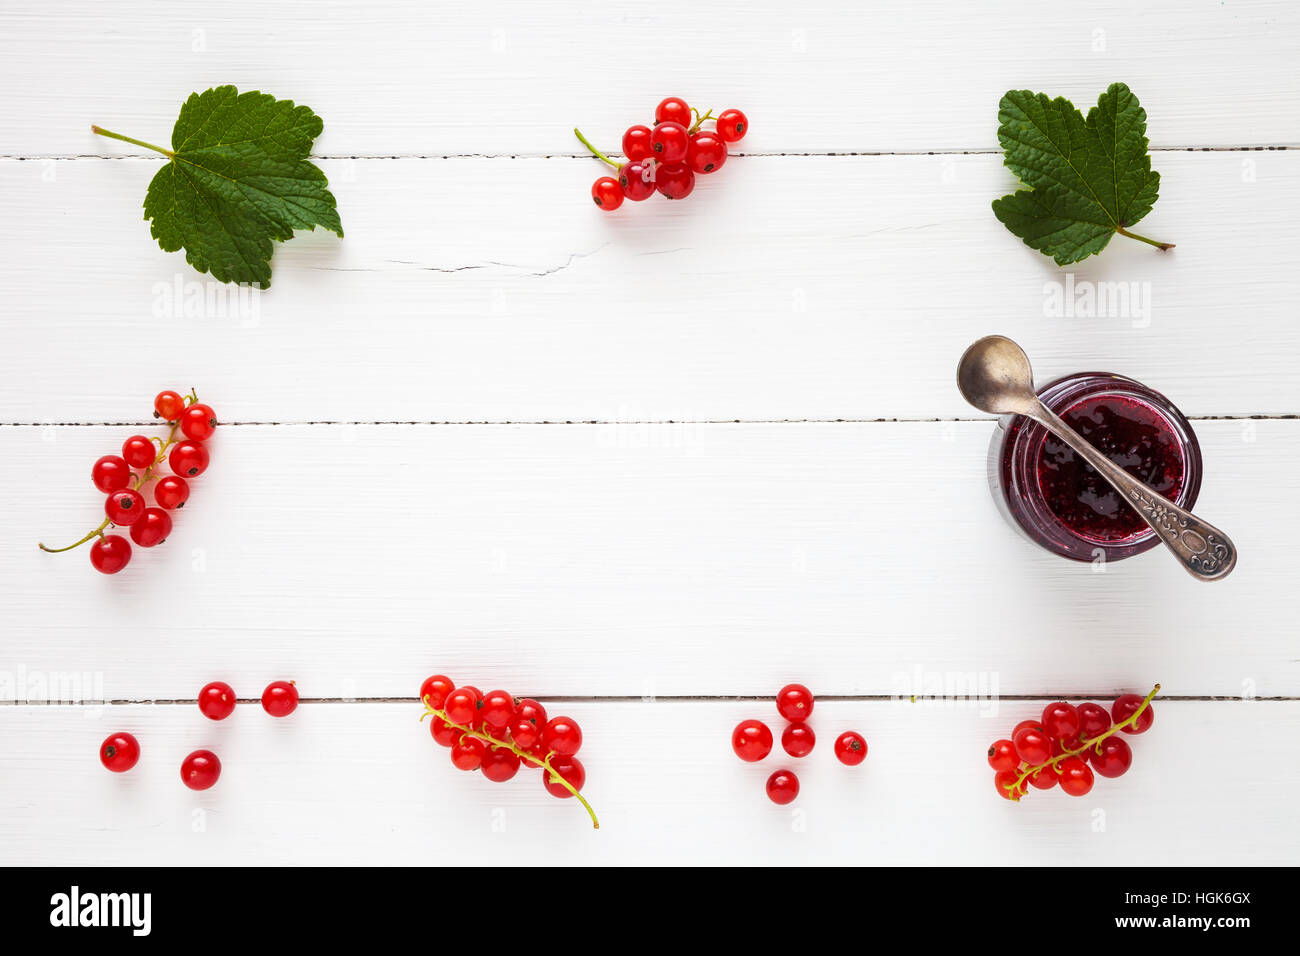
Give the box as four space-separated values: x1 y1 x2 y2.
956 335 1038 417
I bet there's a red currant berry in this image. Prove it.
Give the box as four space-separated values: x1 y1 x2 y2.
987 739 1018 772
154 390 186 421
443 687 480 725
835 731 868 766
129 507 172 548
481 746 521 783
622 124 654 162
731 719 774 762
618 160 656 201
1111 694 1155 734
592 176 623 210
180 749 221 790
1012 726 1052 765
650 121 689 163
89 535 131 574
100 732 140 772
515 698 548 729
654 163 694 200
781 723 815 758
1011 719 1043 738
429 715 460 747
776 683 814 722
1077 701 1112 739
154 475 190 510
765 769 799 805
542 756 585 798
450 735 486 771
480 690 516 730
1089 736 1134 778
1027 764 1059 790
654 96 692 128
716 108 748 143
169 440 209 478
91 455 132 494
261 680 298 717
687 130 727 174
419 675 455 710
1057 756 1094 796
1041 701 1081 739
994 769 1027 801
105 488 146 526
510 715 541 749
198 681 236 720
1052 735 1084 760
179 403 218 441
541 716 583 756
121 435 156 470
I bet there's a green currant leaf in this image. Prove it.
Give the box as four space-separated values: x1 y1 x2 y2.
95 86 343 287
991 82 1171 265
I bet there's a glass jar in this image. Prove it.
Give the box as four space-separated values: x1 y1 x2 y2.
990 372 1203 563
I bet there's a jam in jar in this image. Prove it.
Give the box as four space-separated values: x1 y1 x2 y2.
992 372 1203 563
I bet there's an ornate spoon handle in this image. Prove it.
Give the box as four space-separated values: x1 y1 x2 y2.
1032 404 1237 580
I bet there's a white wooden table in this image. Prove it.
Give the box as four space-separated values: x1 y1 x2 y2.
1 1 1297 865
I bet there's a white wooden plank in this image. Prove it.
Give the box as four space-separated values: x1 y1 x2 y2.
1 1 1296 156
2 420 1292 699
0 699 1292 865
2 151 1297 424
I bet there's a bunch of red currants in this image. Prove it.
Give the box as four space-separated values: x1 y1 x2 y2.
578 96 748 210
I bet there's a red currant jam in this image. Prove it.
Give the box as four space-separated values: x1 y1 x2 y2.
993 373 1202 563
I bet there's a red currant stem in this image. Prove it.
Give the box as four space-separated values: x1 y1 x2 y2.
1002 683 1161 798
572 128 620 169
1116 226 1175 251
420 697 600 829
90 125 174 158
38 517 109 552
687 107 715 134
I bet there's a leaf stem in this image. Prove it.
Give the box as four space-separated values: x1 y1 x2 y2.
1116 227 1175 251
421 698 600 829
90 126 174 158
572 128 620 169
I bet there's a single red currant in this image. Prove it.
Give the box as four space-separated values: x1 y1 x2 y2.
198 681 237 720
622 124 654 162
129 507 172 548
89 535 131 574
542 756 585 798
481 746 521 783
100 732 140 772
510 715 542 749
1012 726 1053 765
154 475 190 510
987 739 1018 772
179 403 218 441
716 108 748 143
781 723 815 758
261 680 298 717
105 488 146 526
180 749 221 790
91 455 132 494
654 163 695 200
765 769 799 805
419 675 455 710
450 735 486 771
592 177 623 210
429 715 460 747
1089 736 1134 778
1112 694 1155 734
1057 756 1094 796
686 130 727 174
541 716 583 756
480 690 516 730
994 769 1027 801
1027 764 1059 790
1077 701 1112 739
1011 719 1044 738
776 683 814 722
618 160 657 201
515 698 548 729
443 687 480 725
1041 701 1081 739
154 390 186 421
835 731 868 766
732 719 774 762
650 121 690 163
168 440 209 478
654 96 692 128
121 435 156 470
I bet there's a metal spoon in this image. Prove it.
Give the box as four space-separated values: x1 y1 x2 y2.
956 335 1236 581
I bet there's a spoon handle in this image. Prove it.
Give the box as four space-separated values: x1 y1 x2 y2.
1032 404 1237 580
